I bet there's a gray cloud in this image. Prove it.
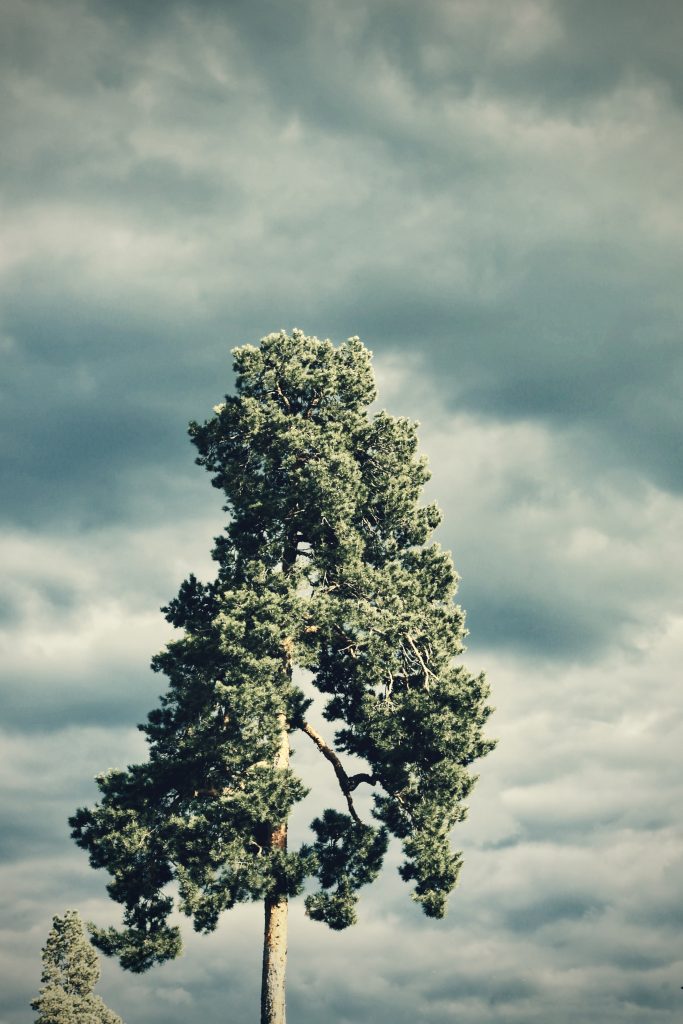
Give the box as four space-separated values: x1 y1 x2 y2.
1 0 682 540
3 636 683 1024
0 519 224 731
371 370 683 660
2 1 682 1022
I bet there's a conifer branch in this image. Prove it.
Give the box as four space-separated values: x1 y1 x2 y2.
405 633 438 690
299 721 376 825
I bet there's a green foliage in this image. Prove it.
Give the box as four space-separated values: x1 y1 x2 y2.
304 810 388 929
70 329 494 970
31 910 124 1024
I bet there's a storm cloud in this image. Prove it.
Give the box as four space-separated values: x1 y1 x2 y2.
1 1 682 1022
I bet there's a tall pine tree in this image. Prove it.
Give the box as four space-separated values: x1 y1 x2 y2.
32 910 124 1024
70 330 495 1024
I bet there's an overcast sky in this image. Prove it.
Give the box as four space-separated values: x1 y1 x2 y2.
1 1 682 1021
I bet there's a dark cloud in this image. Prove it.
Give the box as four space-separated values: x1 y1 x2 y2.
85 0 683 119
0 289 232 528
0 812 59 864
464 594 608 659
428 973 538 1005
554 0 683 106
1 0 681 532
504 894 606 933
1 2 683 1023
0 673 158 733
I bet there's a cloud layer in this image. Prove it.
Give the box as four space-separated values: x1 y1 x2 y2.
1 1 682 1022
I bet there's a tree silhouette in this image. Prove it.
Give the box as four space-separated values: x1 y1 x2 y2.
32 910 124 1024
71 330 495 1023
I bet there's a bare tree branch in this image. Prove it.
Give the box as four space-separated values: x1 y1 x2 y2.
405 633 438 690
300 721 376 824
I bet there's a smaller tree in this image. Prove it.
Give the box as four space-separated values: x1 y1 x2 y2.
31 910 124 1024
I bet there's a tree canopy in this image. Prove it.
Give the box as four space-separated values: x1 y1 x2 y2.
70 330 494 1009
32 910 124 1024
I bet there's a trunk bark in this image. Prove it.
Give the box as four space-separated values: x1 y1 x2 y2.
260 713 289 1024
261 892 288 1024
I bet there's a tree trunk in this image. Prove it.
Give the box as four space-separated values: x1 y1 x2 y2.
260 713 289 1024
261 892 287 1024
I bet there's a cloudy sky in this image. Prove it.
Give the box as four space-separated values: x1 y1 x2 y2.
1 0 682 1021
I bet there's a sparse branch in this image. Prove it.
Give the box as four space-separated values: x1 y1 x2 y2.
405 633 438 690
274 381 290 409
300 721 376 824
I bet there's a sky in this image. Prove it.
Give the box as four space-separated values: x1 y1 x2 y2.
1 0 682 1021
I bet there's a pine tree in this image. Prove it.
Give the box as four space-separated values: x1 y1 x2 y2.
70 330 495 1024
31 910 124 1024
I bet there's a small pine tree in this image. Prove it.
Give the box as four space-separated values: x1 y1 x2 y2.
31 910 124 1024
70 330 495 1024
